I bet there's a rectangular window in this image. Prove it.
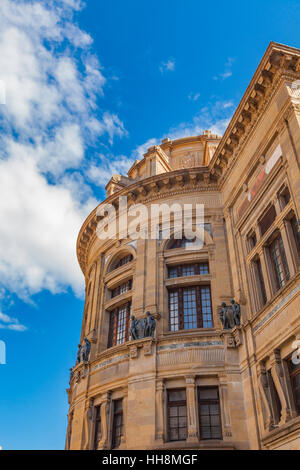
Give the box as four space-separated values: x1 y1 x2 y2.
112 399 123 449
269 235 290 291
168 286 213 331
253 258 267 306
182 265 195 277
169 290 179 331
115 254 133 269
198 387 222 440
267 371 282 425
167 389 187 442
247 232 257 252
111 280 132 298
259 205 276 236
168 263 209 279
93 406 102 450
279 186 291 208
289 358 300 415
108 303 131 347
291 215 300 255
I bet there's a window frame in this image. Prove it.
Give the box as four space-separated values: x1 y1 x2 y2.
167 263 209 279
111 399 124 449
108 302 131 348
111 279 132 298
288 357 300 416
168 285 213 331
93 405 102 450
268 234 290 292
167 389 188 442
197 386 222 441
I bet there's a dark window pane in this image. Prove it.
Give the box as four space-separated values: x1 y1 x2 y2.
199 263 209 275
198 388 222 441
108 303 130 347
168 390 186 402
253 257 267 306
259 205 276 236
291 216 300 255
289 359 300 415
167 390 187 442
114 255 133 270
270 236 290 291
112 399 123 449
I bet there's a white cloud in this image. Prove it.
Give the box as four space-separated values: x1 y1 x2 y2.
0 311 27 331
159 59 176 74
132 138 160 159
0 0 127 307
213 57 235 81
188 92 201 102
87 154 135 187
132 100 235 157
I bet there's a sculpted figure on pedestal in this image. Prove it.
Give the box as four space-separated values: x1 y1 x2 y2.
145 312 156 339
129 312 157 340
219 300 241 330
129 315 138 340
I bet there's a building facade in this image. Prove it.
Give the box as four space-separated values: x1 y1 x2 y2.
66 42 300 450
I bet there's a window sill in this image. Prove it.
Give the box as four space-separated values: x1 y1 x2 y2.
262 415 300 448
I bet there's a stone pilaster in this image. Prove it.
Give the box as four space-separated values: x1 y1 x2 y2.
270 350 292 425
98 391 111 450
185 375 198 443
256 362 274 432
219 375 232 438
155 379 165 443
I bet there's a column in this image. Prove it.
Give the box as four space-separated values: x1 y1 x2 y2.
219 376 232 438
98 391 112 450
155 379 165 443
258 246 273 300
270 350 292 425
185 375 198 443
82 397 94 450
279 219 297 277
120 392 128 447
256 362 274 431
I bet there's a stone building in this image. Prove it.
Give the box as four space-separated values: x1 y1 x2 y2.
66 42 300 450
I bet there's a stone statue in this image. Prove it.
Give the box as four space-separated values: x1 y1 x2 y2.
219 301 241 330
135 317 146 339
129 312 157 341
69 367 74 384
79 337 91 363
129 315 138 340
231 299 241 326
145 311 156 339
76 344 81 364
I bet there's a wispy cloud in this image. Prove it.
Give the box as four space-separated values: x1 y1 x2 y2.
87 154 135 188
132 99 235 156
159 58 176 74
213 57 235 81
188 92 201 102
0 311 27 331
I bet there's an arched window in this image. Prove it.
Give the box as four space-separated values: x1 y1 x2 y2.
110 254 133 272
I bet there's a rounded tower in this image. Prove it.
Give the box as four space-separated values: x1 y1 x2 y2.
66 132 249 450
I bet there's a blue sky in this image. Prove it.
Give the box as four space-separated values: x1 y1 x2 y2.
0 0 300 450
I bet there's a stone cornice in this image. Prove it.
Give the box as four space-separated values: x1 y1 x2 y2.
77 167 218 275
209 42 300 183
